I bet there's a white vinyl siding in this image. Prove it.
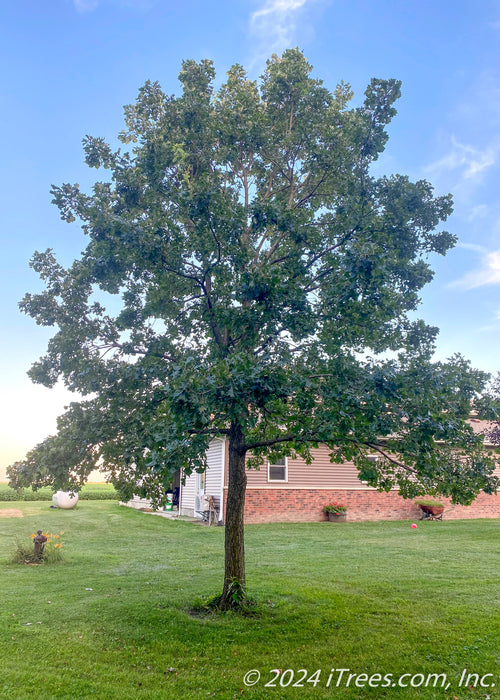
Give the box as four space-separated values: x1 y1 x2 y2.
179 438 225 516
179 470 196 515
205 439 224 494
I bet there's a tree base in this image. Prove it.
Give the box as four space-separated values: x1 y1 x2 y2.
207 579 248 611
199 579 260 613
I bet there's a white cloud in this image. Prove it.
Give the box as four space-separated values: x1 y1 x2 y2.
74 0 99 11
73 0 154 13
426 136 497 184
466 204 489 222
457 242 488 254
248 0 324 70
250 0 309 46
450 249 500 289
456 69 500 131
478 308 500 333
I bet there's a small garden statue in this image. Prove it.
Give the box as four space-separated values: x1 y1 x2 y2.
33 530 48 557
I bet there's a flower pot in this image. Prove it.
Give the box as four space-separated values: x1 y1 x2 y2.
327 512 346 522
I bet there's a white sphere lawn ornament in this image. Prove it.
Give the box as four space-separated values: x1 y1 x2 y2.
52 491 79 509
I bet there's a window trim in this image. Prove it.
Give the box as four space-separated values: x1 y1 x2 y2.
267 456 288 483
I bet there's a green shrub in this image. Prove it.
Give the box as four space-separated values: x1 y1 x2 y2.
10 540 40 564
10 531 65 565
79 485 120 500
414 498 445 508
0 487 23 501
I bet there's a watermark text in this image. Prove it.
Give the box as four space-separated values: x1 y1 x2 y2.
242 668 496 690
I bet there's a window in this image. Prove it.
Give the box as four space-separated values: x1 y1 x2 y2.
196 471 205 493
268 456 287 482
360 454 378 484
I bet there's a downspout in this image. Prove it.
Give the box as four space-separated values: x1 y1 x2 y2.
178 468 183 518
219 438 226 524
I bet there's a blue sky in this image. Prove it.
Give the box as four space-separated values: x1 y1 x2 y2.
1 0 499 477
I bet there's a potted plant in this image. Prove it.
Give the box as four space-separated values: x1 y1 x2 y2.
323 502 347 522
415 498 445 520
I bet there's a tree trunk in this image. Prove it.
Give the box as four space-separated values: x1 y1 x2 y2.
218 420 247 610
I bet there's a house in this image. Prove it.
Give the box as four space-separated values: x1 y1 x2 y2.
124 421 500 523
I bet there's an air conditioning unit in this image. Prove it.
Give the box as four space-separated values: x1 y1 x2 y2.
195 494 209 512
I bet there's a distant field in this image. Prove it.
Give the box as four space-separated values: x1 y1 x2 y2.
0 483 118 501
0 502 498 699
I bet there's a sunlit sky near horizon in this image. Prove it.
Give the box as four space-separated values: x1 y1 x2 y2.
1 0 500 479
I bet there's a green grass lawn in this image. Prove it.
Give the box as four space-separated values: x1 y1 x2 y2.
0 502 498 699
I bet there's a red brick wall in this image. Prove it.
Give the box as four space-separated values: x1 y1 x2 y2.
222 488 500 524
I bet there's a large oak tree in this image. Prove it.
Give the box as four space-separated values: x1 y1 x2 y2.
10 50 497 609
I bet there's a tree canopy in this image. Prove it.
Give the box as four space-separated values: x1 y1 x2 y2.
10 49 498 608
